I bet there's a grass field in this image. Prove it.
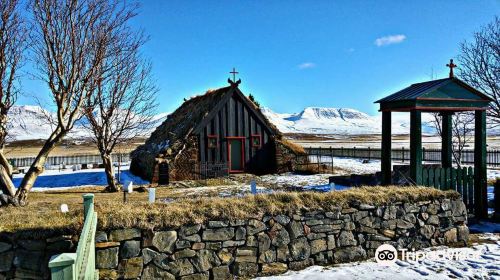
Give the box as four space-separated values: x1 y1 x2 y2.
4 138 147 157
290 134 500 149
6 134 500 158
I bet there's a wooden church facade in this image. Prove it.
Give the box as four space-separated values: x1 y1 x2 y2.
130 81 306 183
197 90 276 174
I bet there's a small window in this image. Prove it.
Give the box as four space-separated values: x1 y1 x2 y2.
251 135 261 148
207 135 218 149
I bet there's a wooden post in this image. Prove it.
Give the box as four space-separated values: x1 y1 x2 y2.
495 178 500 220
49 253 77 280
330 146 333 172
83 194 94 221
410 110 422 185
381 111 392 185
474 110 488 219
317 147 320 173
441 112 453 168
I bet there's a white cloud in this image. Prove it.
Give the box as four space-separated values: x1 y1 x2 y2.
374 34 406 47
297 62 316 69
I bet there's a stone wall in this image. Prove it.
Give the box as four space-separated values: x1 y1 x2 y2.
93 197 467 279
0 234 77 279
275 140 308 173
0 197 469 280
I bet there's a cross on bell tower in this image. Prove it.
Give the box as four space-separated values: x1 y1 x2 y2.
446 59 457 78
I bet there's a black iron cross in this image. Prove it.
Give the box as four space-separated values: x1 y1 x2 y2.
230 67 239 82
446 59 457 78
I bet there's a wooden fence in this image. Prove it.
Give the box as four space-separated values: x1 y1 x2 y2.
305 147 500 167
8 153 130 168
420 166 475 210
49 194 98 280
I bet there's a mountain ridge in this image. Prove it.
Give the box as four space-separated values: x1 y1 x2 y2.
261 106 436 135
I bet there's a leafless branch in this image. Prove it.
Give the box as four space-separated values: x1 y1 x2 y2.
83 17 157 191
0 0 28 196
13 0 139 204
458 16 500 128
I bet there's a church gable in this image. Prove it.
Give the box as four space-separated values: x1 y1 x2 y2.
196 87 278 173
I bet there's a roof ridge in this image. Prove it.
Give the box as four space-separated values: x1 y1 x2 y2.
411 77 450 86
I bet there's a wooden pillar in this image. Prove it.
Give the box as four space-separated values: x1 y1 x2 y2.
381 111 392 185
410 110 422 185
441 112 453 168
474 110 488 219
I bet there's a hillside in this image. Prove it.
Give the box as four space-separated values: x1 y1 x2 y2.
5 105 168 142
261 107 437 135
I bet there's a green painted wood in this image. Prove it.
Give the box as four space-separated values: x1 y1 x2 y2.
48 253 77 280
474 110 488 218
50 194 98 280
456 167 462 195
379 99 490 112
428 168 435 188
441 113 453 168
462 167 468 207
433 168 439 189
410 110 422 185
422 168 428 186
440 168 446 190
451 168 461 193
445 167 451 190
468 167 475 208
381 111 392 185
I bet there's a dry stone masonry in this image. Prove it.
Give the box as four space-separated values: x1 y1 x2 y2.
0 197 469 279
95 197 467 279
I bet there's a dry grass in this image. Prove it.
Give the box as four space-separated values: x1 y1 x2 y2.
295 163 346 175
279 139 306 155
0 186 459 238
5 139 144 157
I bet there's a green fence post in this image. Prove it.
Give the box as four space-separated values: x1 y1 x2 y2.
49 253 77 280
422 168 428 186
83 193 94 221
462 167 469 207
428 168 434 188
468 167 475 208
451 168 457 192
440 168 446 190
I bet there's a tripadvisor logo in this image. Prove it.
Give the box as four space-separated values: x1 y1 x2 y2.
375 244 398 265
375 243 481 265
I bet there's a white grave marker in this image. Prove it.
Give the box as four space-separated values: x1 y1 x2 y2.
60 204 69 213
148 188 156 203
250 180 257 195
124 182 133 193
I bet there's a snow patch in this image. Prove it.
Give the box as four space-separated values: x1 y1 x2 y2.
256 234 500 280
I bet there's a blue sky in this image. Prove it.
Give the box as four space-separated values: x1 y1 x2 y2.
18 0 499 115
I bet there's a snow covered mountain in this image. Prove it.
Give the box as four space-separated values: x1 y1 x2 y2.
261 107 436 135
5 105 168 142
6 105 489 141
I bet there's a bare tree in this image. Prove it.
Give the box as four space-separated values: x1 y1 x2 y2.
430 112 474 168
3 0 137 205
84 28 157 192
451 113 475 167
459 16 500 127
0 0 27 197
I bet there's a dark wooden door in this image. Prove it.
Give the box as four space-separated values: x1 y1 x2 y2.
158 162 169 185
228 138 244 173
